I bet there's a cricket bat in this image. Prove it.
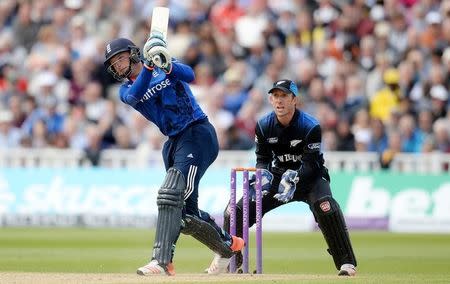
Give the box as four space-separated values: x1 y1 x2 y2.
150 7 170 67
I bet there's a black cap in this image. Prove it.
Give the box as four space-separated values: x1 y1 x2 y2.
268 79 299 96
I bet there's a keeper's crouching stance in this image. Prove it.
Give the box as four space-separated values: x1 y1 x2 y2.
104 35 244 276
220 79 357 276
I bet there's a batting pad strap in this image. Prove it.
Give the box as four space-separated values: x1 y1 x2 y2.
181 214 234 258
153 168 186 266
313 196 357 270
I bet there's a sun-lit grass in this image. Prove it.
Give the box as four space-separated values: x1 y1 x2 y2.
1 228 449 283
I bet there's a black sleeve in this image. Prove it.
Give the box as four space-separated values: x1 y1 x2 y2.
297 124 323 182
255 121 271 169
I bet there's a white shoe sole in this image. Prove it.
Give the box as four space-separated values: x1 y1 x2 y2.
338 264 356 276
136 261 166 276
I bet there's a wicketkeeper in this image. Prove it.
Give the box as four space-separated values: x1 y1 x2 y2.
220 79 357 276
103 34 244 276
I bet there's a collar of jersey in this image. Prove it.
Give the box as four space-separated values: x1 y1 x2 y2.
275 109 299 127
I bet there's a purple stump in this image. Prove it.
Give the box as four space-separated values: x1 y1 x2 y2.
255 169 263 274
229 169 237 273
242 170 250 274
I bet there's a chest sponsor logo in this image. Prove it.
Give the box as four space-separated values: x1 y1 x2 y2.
140 78 171 102
267 137 278 144
290 140 302 147
277 154 302 162
307 142 321 150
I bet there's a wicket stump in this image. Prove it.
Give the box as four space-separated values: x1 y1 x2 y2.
230 167 263 274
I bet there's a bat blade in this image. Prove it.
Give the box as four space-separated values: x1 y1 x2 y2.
150 7 170 40
150 7 170 67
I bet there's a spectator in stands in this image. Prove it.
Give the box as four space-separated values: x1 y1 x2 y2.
429 85 448 121
0 60 28 104
380 131 402 169
62 104 88 150
190 63 216 103
222 66 249 115
368 118 388 154
366 52 391 99
322 130 338 151
29 119 49 148
210 0 245 34
417 109 434 137
370 68 401 123
251 62 281 116
0 0 449 158
113 125 135 150
12 1 42 52
302 76 330 118
201 83 234 149
341 74 368 121
398 114 424 152
83 124 102 166
335 119 355 152
198 37 227 79
21 94 64 141
0 110 21 148
8 95 26 128
223 124 254 150
81 81 107 123
421 11 442 50
433 118 450 153
234 94 258 139
97 100 125 149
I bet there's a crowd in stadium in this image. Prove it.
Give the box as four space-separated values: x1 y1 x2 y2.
0 0 449 165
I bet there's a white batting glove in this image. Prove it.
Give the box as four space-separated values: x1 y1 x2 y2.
147 46 172 72
143 31 166 62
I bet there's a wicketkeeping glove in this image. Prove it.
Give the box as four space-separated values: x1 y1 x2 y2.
274 169 299 203
248 169 273 202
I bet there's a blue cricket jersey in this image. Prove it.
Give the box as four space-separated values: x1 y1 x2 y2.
119 59 206 137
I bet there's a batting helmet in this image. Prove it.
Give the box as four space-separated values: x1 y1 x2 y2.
104 38 141 81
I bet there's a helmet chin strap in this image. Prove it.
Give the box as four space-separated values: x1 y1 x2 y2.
124 58 133 79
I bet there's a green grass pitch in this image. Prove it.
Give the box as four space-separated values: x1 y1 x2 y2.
1 228 450 283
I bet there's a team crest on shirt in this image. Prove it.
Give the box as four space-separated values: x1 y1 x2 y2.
152 70 159 77
290 140 302 147
320 201 331 212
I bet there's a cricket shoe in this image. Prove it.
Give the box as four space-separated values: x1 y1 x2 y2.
136 260 175 276
206 236 245 275
338 263 356 276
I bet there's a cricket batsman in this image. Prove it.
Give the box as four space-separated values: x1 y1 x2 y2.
103 34 244 275
217 79 357 276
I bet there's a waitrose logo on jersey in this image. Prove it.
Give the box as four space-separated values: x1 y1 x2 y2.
140 78 171 102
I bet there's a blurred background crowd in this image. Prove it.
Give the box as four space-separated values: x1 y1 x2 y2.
0 0 450 166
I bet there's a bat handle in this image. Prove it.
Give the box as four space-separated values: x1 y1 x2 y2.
152 54 162 68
